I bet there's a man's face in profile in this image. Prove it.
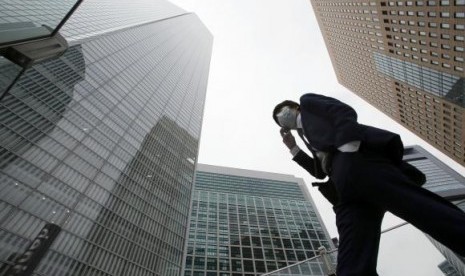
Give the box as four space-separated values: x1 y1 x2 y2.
276 106 299 130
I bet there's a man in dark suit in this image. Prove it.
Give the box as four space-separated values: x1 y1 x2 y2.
273 93 465 276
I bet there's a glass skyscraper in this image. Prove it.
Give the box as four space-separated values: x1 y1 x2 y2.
404 145 465 275
438 260 461 276
184 164 335 276
0 1 213 275
404 145 465 198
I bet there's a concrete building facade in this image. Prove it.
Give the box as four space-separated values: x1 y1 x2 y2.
310 0 465 166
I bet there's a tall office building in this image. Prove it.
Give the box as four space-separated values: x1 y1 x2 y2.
438 260 461 276
310 0 465 166
184 164 335 276
430 209 465 276
0 1 212 275
404 145 465 275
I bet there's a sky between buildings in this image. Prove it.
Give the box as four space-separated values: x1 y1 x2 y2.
168 0 465 275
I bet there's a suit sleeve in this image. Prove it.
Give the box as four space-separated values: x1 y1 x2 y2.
292 150 326 179
399 161 426 186
293 150 339 205
300 93 362 148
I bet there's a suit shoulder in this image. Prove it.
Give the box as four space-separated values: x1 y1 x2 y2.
300 93 322 102
300 93 333 105
300 93 318 99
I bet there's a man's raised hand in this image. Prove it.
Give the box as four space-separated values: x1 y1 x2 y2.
280 128 297 150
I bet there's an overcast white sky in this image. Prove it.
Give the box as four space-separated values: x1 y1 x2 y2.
169 0 465 274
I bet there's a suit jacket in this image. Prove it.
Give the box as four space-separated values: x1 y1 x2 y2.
299 93 404 171
294 93 426 205
293 150 426 206
293 150 339 205
299 93 361 153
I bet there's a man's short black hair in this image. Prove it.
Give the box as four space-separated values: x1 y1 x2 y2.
272 100 300 126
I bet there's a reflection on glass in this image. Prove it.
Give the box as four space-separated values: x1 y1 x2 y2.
262 251 337 276
0 0 81 46
0 45 84 171
0 10 212 276
185 171 334 276
373 52 465 107
0 56 24 98
82 115 199 275
0 44 85 273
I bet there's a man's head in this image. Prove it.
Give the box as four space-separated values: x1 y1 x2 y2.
272 100 300 129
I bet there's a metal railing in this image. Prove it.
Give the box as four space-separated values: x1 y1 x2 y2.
262 222 410 276
261 247 337 276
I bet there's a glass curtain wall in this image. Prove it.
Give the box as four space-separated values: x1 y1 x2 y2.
0 6 212 276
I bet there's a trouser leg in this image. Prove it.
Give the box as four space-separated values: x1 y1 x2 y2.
334 202 385 276
356 162 465 256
